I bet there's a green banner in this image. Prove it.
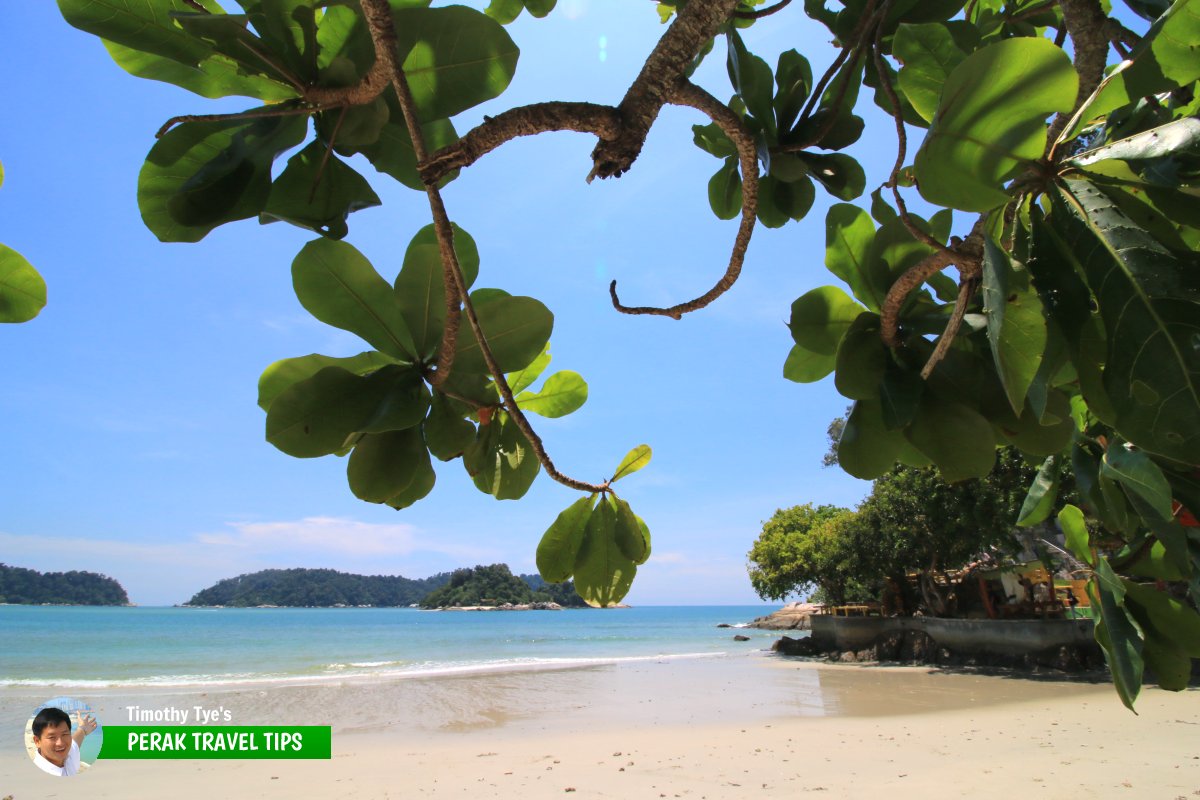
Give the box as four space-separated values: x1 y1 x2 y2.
97 726 331 759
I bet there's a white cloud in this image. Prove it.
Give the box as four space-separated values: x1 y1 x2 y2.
196 516 490 560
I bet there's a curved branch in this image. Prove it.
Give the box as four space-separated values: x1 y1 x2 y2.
734 0 793 20
155 102 321 138
420 103 622 184
590 0 741 179
609 79 759 320
920 268 980 379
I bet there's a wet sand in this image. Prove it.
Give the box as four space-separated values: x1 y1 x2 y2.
2 653 1197 798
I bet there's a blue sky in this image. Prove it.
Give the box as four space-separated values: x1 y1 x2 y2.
0 1 906 605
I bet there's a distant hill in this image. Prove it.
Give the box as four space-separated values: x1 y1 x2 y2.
420 564 588 608
185 568 452 607
0 563 130 605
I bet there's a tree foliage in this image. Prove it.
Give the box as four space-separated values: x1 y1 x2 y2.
0 160 47 323
0 563 129 605
186 567 452 607
53 0 1200 704
420 563 587 607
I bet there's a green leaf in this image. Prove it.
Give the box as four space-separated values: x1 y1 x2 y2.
465 415 540 500
506 344 551 395
536 494 596 583
266 365 414 458
1088 562 1145 711
981 237 1047 415
708 158 743 220
1051 180 1200 463
893 22 967 124
172 13 296 84
516 370 588 418
788 286 866 355
455 295 553 375
611 444 651 483
693 122 737 159
783 344 836 383
394 223 481 361
1017 456 1061 527
825 204 883 311
1070 117 1200 168
358 96 459 191
573 496 636 608
0 244 47 324
773 49 812 132
392 6 519 120
359 367 429 433
316 99 391 150
879 360 924 429
423 392 476 461
612 496 650 565
524 0 556 18
834 312 887 400
138 114 307 242
1124 579 1200 659
292 238 417 361
726 30 776 138
1068 0 1200 137
57 0 213 66
905 396 997 482
838 398 906 480
485 0 523 23
346 427 431 504
914 37 1076 211
257 351 397 411
756 175 815 228
1058 504 1094 565
239 0 320 82
1102 443 1176 521
796 152 865 200
101 39 296 101
260 141 381 239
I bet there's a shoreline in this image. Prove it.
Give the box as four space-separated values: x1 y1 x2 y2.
3 656 1196 798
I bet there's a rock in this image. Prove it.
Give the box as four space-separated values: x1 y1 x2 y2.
733 634 751 641
771 635 819 656
746 602 820 630
716 623 732 628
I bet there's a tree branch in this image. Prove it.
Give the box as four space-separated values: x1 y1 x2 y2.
590 0 741 180
1046 0 1111 154
420 103 622 184
734 0 793 20
609 79 759 320
156 102 322 138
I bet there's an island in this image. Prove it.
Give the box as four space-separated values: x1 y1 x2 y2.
420 564 588 609
0 563 130 605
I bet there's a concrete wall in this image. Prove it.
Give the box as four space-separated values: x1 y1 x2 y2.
811 615 1095 655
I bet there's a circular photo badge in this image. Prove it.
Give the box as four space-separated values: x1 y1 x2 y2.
26 696 103 777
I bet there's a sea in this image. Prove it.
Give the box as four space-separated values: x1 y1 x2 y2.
0 604 779 688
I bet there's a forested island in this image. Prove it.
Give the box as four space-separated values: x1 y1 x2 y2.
420 564 588 609
184 564 586 608
0 563 130 605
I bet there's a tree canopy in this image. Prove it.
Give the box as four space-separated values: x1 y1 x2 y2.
42 0 1200 706
0 563 129 605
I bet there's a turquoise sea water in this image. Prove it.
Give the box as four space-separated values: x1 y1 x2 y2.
0 605 776 688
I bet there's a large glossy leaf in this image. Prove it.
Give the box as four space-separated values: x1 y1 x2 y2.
423 392 475 461
356 95 459 191
172 13 297 84
455 295 553 375
796 153 865 201
1102 443 1175 521
1058 504 1094 564
257 351 397 411
515 371 588 418
783 343 836 383
756 175 815 228
788 286 865 355
838 398 906 480
707 158 743 221
905 396 997 482
1052 180 1200 463
101 39 296 100
824 204 883 311
266 365 413 458
0 244 47 324
834 313 887 400
1124 579 1200 659
138 114 307 242
914 38 1076 211
1017 455 1061 527
1088 561 1145 711
392 6 519 121
506 345 550 395
261 141 381 239
465 415 540 499
611 444 652 483
292 239 417 361
536 494 595 583
726 30 776 138
893 22 967 124
1070 118 1200 168
57 0 214 65
981 237 1047 414
1068 0 1200 137
612 496 650 565
394 223 480 361
238 0 319 83
773 49 812 133
573 496 636 608
346 427 430 503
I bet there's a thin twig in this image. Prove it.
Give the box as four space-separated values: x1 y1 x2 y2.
734 0 793 19
796 0 876 127
358 0 606 494
156 103 322 138
609 79 758 319
1111 37 1130 59
311 107 348 203
181 0 210 12
1008 0 1058 23
920 269 980 379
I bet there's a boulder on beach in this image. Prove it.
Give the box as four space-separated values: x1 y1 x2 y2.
747 602 820 630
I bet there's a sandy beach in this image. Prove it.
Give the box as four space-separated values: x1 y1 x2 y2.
3 652 1197 799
